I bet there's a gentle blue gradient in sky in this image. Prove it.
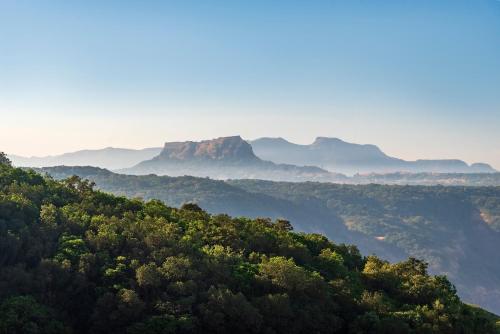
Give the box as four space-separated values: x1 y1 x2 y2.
1 0 499 167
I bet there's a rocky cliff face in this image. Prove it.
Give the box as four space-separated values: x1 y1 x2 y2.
156 136 259 163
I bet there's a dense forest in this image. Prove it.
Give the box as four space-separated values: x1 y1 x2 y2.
349 172 500 186
40 166 500 314
0 155 498 333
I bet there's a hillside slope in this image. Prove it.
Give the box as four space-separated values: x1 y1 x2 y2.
350 172 500 186
40 166 500 314
1 159 498 333
229 180 500 313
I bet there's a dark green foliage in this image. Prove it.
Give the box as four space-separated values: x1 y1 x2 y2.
0 153 10 167
0 296 69 334
38 166 500 313
1 162 498 333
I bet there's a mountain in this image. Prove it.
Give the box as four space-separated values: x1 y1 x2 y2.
122 136 347 182
9 136 496 176
250 137 497 174
8 147 162 170
40 165 500 314
2 162 498 333
156 135 259 162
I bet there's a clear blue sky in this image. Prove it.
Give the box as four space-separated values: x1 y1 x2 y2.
1 0 499 168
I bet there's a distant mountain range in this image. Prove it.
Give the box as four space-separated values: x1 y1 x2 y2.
120 136 346 182
8 147 162 170
9 135 496 177
251 137 496 174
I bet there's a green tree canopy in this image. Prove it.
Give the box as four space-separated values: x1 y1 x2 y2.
0 162 498 333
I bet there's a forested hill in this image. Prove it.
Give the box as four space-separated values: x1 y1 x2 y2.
38 165 500 315
1 157 499 332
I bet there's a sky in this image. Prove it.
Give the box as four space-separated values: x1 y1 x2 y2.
1 0 499 168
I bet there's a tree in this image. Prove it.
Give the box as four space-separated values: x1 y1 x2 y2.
40 203 58 229
275 219 293 232
199 286 263 333
136 263 162 288
258 256 325 295
0 152 11 166
180 202 203 212
0 296 69 334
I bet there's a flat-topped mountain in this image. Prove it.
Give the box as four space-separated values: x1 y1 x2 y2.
251 137 496 174
8 147 162 170
122 136 345 182
156 136 260 162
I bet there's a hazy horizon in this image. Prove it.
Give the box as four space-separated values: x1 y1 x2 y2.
2 1 499 168
5 134 498 170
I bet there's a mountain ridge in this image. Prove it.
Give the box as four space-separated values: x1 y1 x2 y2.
251 137 496 174
8 146 162 170
123 136 346 182
8 135 496 175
